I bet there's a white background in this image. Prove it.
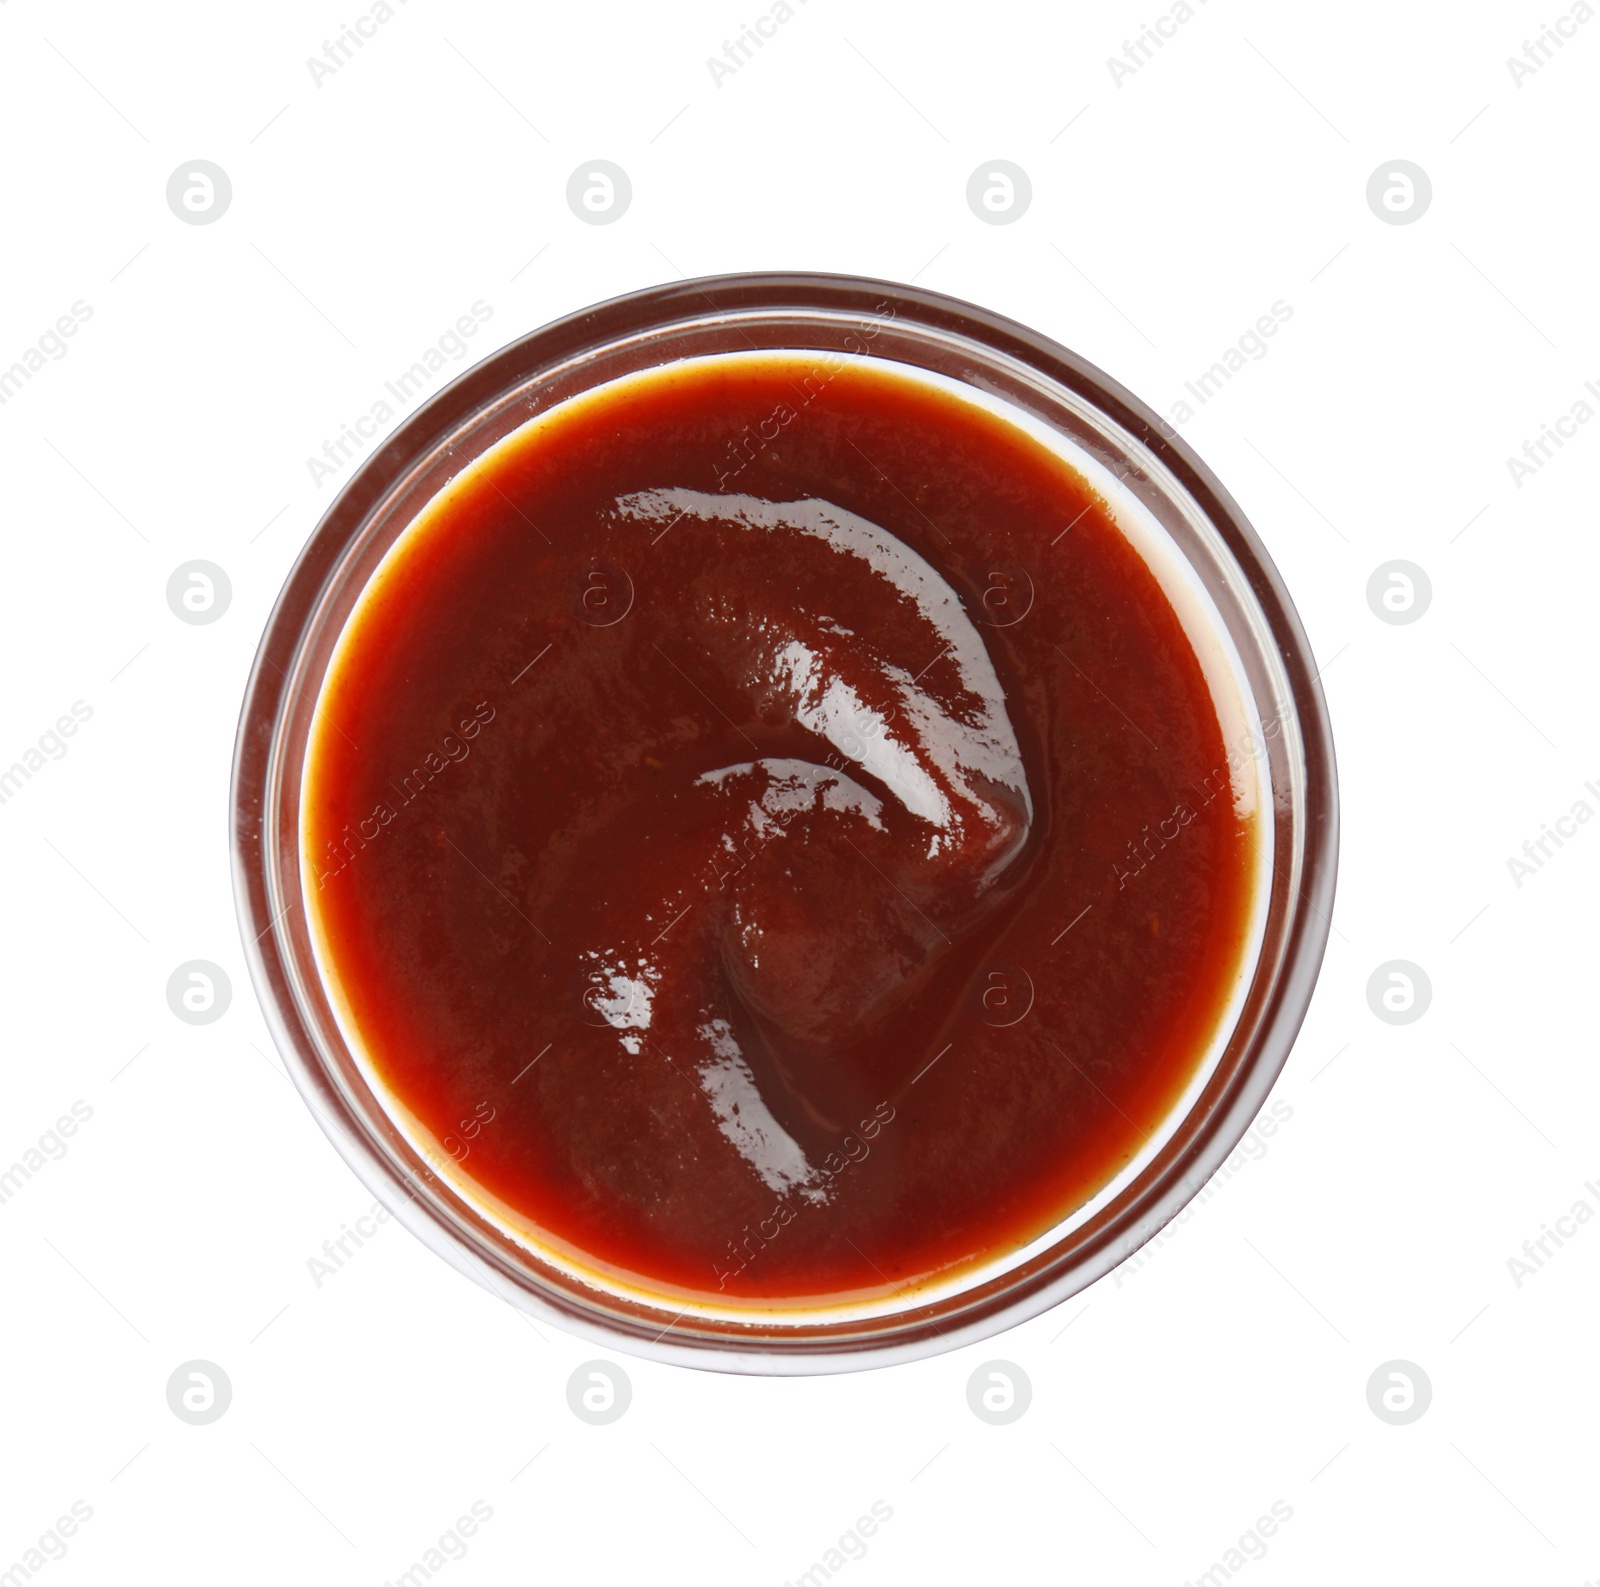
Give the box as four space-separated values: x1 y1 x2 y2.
2 0 1596 1582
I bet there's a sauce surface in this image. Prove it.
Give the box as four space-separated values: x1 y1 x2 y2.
304 352 1260 1309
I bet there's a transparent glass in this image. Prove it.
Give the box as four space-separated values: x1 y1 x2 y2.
231 273 1338 1374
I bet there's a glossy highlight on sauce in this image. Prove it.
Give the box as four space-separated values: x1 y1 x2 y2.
303 352 1262 1311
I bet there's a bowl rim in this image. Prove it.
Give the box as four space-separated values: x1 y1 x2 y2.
231 270 1339 1374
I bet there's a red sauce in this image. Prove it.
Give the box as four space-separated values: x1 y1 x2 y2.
305 353 1259 1309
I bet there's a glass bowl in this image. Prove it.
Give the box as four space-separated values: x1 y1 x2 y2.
231 271 1338 1374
